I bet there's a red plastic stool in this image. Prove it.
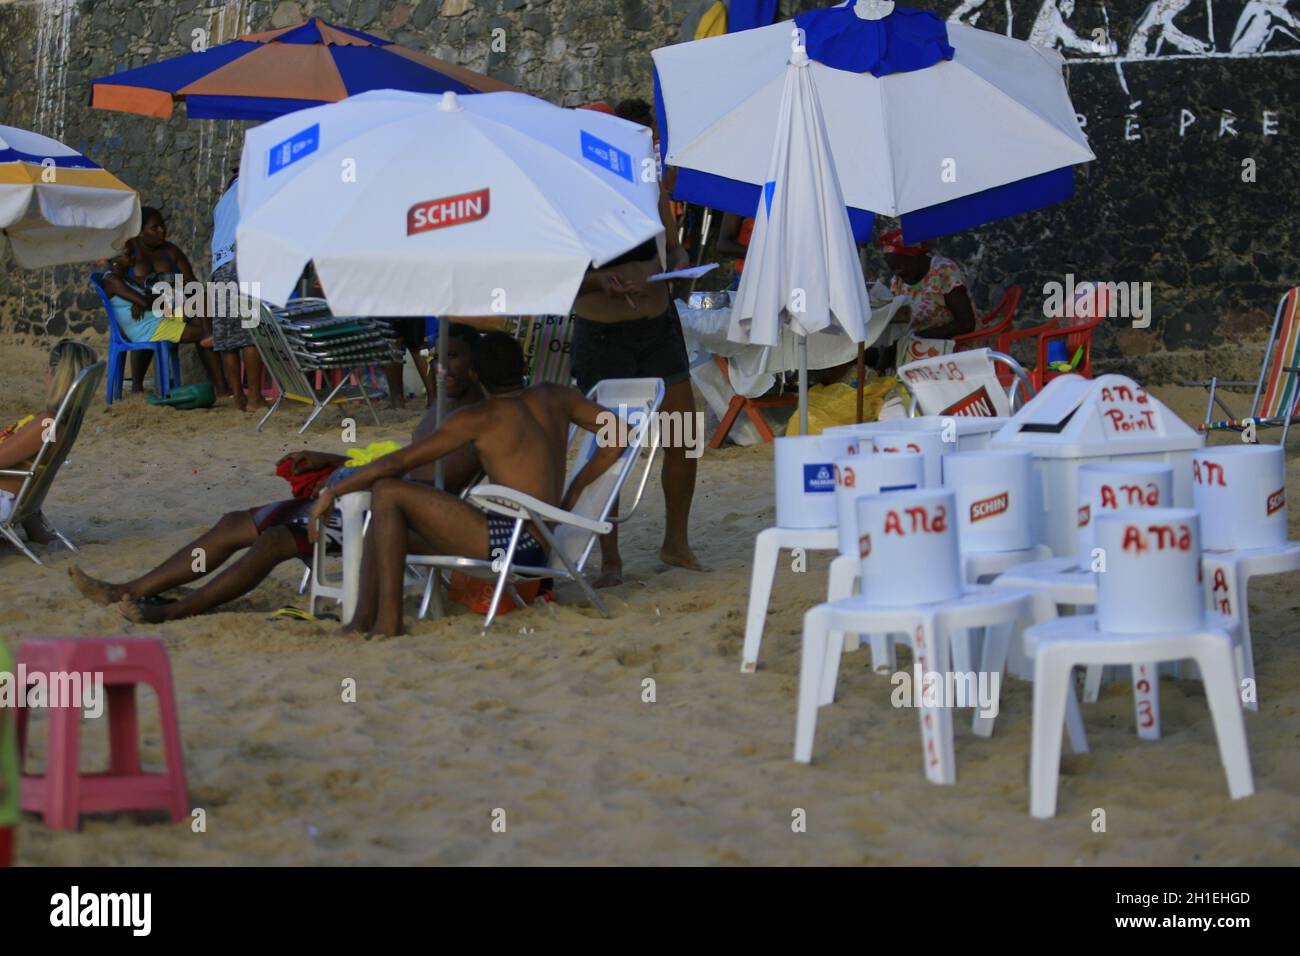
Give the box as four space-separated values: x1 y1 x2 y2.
16 637 189 831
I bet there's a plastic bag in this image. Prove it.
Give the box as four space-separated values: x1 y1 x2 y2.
786 377 901 436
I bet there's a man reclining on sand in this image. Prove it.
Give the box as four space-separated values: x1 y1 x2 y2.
69 324 486 622
309 330 626 638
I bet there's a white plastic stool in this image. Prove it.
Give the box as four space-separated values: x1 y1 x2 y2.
740 527 838 673
1202 542 1300 712
307 490 427 624
308 490 371 622
797 588 1069 783
1024 612 1252 818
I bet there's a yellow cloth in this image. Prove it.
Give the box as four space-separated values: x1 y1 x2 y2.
0 415 34 442
149 314 187 342
345 441 403 467
785 378 901 436
695 1 728 38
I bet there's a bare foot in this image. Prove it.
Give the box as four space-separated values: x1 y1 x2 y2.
118 599 167 624
69 565 126 605
659 543 710 572
592 563 623 588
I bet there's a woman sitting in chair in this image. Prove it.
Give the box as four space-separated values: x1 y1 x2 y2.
880 229 978 342
0 340 97 542
100 207 224 395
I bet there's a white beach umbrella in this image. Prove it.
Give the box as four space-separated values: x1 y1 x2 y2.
652 1 1095 244
0 125 140 268
728 50 870 430
236 88 663 316
235 88 664 485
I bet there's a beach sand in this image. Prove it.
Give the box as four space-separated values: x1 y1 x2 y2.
2 339 1297 865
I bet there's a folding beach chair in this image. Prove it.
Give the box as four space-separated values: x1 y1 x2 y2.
408 377 666 629
1191 288 1300 445
248 298 389 434
518 314 577 386
899 348 1034 417
0 362 105 565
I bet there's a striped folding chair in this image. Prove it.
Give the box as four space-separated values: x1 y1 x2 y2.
1194 288 1300 445
519 314 576 386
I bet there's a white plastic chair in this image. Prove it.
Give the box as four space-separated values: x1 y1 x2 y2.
1202 544 1300 712
1191 443 1297 711
739 433 861 673
1023 508 1255 817
1024 613 1251 818
407 377 665 629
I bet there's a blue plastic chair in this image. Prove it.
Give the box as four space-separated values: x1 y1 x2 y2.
89 273 181 405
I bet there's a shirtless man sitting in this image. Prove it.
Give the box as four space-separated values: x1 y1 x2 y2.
69 324 485 622
313 331 626 638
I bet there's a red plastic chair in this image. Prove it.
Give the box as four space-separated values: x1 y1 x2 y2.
999 284 1109 391
16 637 189 831
953 284 1022 353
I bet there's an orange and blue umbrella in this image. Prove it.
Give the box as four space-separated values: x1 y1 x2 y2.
90 18 517 122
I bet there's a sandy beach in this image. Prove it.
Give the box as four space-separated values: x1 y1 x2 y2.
2 338 1298 866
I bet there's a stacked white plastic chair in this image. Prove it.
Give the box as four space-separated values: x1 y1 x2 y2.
740 432 859 673
1193 443 1300 711
940 449 1051 717
795 488 1046 783
1023 509 1253 818
824 449 924 672
993 460 1175 736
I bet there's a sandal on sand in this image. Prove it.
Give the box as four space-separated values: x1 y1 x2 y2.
268 606 338 622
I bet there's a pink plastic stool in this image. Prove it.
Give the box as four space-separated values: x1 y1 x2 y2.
16 637 189 831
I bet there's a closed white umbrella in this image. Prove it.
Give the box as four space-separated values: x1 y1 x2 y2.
0 125 140 268
728 50 870 431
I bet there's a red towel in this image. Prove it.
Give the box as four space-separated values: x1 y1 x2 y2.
276 459 336 499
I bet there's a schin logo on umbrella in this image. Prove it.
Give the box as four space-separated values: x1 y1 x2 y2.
969 491 1009 523
803 463 835 493
1267 486 1286 515
941 386 996 418
407 189 490 235
1078 504 1091 528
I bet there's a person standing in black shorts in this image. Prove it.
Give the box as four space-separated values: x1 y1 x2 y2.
572 235 706 585
379 317 433 410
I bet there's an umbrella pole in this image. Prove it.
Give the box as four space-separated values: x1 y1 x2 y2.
798 335 809 435
855 343 866 424
434 317 449 490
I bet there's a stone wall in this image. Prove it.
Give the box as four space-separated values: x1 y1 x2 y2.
1 0 1297 381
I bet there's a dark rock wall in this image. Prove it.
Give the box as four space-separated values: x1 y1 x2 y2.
1 0 1297 380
